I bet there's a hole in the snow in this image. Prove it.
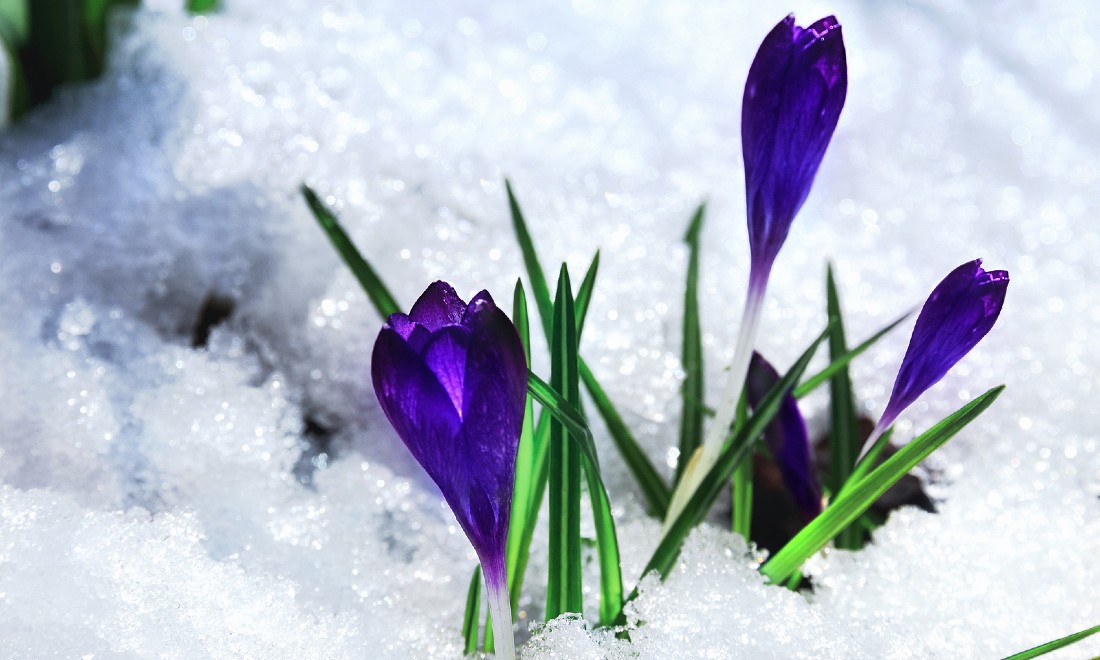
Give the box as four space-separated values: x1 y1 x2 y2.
191 291 236 348
294 414 335 488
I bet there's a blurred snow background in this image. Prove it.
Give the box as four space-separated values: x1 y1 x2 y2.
0 0 1097 657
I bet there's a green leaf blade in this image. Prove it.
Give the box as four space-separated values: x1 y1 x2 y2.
506 179 553 339
579 362 670 517
676 203 706 485
794 310 910 399
761 385 1006 584
462 565 482 654
825 264 862 550
1001 623 1100 660
186 0 221 12
730 394 752 539
301 184 401 319
546 266 584 618
505 281 539 618
574 250 600 334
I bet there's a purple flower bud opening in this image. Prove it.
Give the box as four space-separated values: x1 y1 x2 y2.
371 281 528 591
746 352 822 521
878 259 1009 432
743 14 847 290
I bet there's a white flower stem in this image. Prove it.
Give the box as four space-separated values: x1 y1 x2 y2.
854 422 884 465
485 576 515 660
664 281 766 529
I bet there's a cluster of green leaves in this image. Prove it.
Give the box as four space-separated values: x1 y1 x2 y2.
0 0 218 122
302 182 1090 659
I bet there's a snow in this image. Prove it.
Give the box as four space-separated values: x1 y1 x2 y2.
0 0 1097 657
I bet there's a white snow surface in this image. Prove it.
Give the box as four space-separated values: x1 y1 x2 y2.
1 0 1098 657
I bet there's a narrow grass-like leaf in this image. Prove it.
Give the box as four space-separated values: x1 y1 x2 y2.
505 281 538 619
186 0 221 12
0 0 28 48
1 37 29 118
582 445 625 626
676 203 706 485
760 385 1005 584
1001 623 1100 660
503 263 609 622
546 266 584 619
794 311 909 399
614 325 830 624
574 251 600 332
730 394 752 538
301 184 401 319
505 181 668 513
505 412 551 634
825 264 862 550
506 179 553 338
462 565 482 654
507 262 598 618
527 357 625 624
580 362 670 516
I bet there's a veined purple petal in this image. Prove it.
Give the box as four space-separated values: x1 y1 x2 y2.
372 327 463 478
746 351 822 521
743 14 847 284
879 259 1009 430
371 281 527 575
420 326 471 415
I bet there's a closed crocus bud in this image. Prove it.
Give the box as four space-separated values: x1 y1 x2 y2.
746 352 822 522
371 281 526 659
743 14 847 288
878 259 1009 433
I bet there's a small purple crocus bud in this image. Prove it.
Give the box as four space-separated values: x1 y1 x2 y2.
371 281 526 658
876 259 1009 434
746 352 822 522
743 14 847 290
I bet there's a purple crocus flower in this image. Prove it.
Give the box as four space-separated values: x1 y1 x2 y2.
743 14 847 289
861 259 1009 459
746 352 822 521
371 281 526 659
666 14 847 526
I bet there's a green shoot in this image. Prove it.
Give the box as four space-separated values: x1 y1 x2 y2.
761 386 1005 584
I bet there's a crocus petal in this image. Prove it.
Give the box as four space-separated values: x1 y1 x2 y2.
408 280 468 330
371 326 463 478
743 14 847 282
419 326 472 416
746 351 822 521
879 259 1009 429
450 292 528 556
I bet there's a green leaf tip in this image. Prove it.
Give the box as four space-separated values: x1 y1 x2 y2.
300 183 401 319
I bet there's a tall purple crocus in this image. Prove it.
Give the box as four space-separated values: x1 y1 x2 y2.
859 259 1009 460
667 14 847 525
743 15 848 288
746 352 822 521
372 281 527 659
